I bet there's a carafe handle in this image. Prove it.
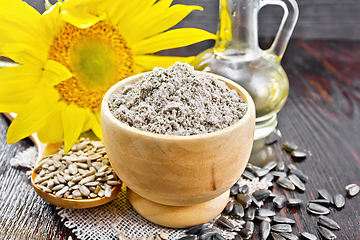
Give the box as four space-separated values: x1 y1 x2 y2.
260 0 299 59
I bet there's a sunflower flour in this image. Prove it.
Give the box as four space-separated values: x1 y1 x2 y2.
108 62 247 136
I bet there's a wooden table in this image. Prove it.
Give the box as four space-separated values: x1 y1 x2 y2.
0 39 359 239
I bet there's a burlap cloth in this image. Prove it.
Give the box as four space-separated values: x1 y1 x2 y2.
10 147 266 240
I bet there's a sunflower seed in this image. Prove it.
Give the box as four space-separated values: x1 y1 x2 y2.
95 172 106 177
64 191 71 198
277 161 285 171
253 189 271 201
333 194 345 208
239 228 252 239
256 208 276 217
271 232 286 240
230 184 239 196
239 184 249 195
98 165 108 173
277 177 295 190
85 181 100 187
212 233 226 240
287 198 303 206
245 163 253 172
273 195 287 208
259 221 270 240
55 186 69 198
318 216 340 230
178 235 198 240
271 171 287 179
318 226 336 240
244 207 255 221
318 189 334 204
249 193 262 208
72 175 83 182
252 165 261 172
288 174 305 191
307 203 330 215
233 234 243 240
67 181 75 187
73 189 82 197
255 216 272 222
77 163 88 169
308 199 330 205
254 168 270 178
290 150 306 159
47 179 55 188
242 170 256 180
186 224 208 235
105 185 112 198
269 191 277 198
199 228 219 240
34 175 51 184
279 233 299 240
159 232 169 240
216 216 235 229
233 202 244 218
38 185 52 193
260 173 274 184
271 224 292 233
79 175 95 185
245 221 254 234
63 174 72 181
300 232 317 240
264 161 277 171
288 169 308 182
237 194 252 208
107 180 121 186
282 142 298 152
272 216 295 224
265 132 278 145
52 184 65 191
345 183 359 196
224 201 234 214
79 185 90 196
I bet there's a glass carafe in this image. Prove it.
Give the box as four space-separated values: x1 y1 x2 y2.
192 0 298 140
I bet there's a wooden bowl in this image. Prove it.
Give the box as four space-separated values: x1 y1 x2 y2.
101 72 255 207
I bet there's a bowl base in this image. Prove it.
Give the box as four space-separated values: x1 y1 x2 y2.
127 188 230 228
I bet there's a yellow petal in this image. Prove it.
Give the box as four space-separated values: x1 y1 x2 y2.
6 87 59 144
37 101 65 143
91 112 103 141
80 110 103 141
0 65 42 112
40 3 65 37
41 60 73 87
126 5 203 44
59 8 106 29
0 0 49 56
109 0 158 28
134 55 195 73
1 43 47 67
132 28 216 55
61 103 87 153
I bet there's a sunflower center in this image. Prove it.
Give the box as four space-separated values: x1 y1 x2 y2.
49 20 134 112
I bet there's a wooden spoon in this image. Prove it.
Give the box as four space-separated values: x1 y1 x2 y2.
4 113 122 209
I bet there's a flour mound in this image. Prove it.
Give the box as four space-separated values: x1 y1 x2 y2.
108 62 247 136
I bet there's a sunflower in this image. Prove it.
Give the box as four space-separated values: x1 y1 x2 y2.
0 0 215 152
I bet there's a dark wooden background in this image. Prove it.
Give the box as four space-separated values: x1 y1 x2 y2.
25 0 360 40
1 0 360 239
